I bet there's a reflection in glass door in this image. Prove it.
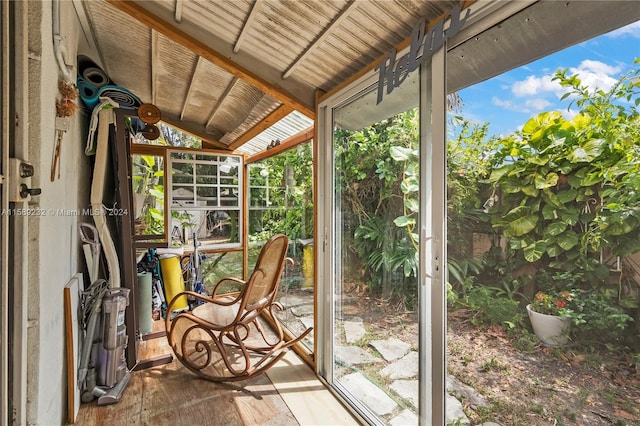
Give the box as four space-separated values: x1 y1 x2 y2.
331 69 422 424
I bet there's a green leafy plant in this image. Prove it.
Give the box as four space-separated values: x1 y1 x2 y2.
335 109 420 301
132 154 165 235
530 290 578 316
487 61 640 279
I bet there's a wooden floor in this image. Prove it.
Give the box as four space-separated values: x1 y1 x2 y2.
74 321 358 426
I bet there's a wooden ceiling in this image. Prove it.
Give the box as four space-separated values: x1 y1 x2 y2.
78 0 460 154
76 1 640 155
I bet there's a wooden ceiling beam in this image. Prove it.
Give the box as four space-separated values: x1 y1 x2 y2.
106 0 315 118
246 126 314 164
227 104 292 150
159 112 230 151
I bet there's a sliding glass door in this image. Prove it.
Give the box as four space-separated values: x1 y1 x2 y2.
317 47 446 425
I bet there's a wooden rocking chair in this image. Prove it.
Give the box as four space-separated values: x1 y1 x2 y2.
165 234 312 382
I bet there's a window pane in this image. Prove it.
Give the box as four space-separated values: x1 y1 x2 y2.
168 151 243 248
332 71 420 423
247 142 314 352
195 164 217 185
131 154 165 236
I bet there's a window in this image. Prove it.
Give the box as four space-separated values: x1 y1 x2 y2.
167 150 242 249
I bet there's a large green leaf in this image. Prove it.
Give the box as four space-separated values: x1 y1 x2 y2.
534 172 559 189
546 243 563 257
543 189 565 209
509 237 524 250
567 174 582 188
149 208 163 221
542 204 559 220
557 230 579 250
580 171 603 186
544 222 567 236
393 216 415 227
521 185 539 197
404 198 419 213
529 155 549 166
517 236 534 249
523 240 547 262
556 188 577 204
141 155 156 168
502 180 524 194
503 205 532 220
522 111 562 137
506 215 538 237
400 179 418 194
571 113 591 129
149 187 164 199
560 207 580 225
390 146 416 161
568 138 604 162
489 165 511 182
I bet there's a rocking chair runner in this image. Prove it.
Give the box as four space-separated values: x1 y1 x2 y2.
165 234 312 382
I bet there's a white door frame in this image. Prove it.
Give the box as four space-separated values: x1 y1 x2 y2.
418 46 447 425
316 41 447 424
2 2 30 424
0 0 10 421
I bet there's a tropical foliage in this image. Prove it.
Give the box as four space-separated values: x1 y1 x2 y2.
487 63 640 282
248 142 313 243
334 108 420 301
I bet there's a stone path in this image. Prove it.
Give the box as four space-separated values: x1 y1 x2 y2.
280 296 502 425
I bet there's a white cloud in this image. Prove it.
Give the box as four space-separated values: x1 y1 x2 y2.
525 98 552 111
510 59 622 100
573 59 621 76
492 96 554 115
606 20 640 39
511 74 560 97
492 96 524 112
567 60 621 93
562 109 579 122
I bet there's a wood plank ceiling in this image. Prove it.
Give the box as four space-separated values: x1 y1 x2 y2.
78 0 460 155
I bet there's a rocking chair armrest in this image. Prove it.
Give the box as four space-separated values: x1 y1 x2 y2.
167 291 216 311
211 277 246 299
165 291 215 332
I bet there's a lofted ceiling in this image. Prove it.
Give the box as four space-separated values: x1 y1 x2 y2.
76 0 460 155
74 0 640 156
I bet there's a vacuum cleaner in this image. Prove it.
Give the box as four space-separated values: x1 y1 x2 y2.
78 279 131 406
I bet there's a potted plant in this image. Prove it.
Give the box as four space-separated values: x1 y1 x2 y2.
527 290 576 346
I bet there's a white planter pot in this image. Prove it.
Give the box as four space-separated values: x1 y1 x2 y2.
526 304 571 346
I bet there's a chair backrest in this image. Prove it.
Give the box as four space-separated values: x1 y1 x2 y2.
243 234 289 311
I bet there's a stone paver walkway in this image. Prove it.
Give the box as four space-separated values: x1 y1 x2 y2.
281 297 500 425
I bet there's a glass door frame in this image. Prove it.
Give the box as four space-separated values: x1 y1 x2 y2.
316 45 447 424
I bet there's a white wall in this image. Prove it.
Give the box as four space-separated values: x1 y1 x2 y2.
25 1 90 423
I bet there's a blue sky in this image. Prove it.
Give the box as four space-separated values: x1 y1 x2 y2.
457 19 640 137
